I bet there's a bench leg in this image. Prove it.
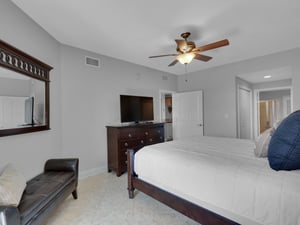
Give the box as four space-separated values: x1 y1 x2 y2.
72 189 78 199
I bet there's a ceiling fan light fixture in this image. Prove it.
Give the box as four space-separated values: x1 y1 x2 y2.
176 53 195 64
149 32 229 67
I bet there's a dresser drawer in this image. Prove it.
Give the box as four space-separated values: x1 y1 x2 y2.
145 135 164 145
119 128 136 139
119 139 145 149
143 127 164 137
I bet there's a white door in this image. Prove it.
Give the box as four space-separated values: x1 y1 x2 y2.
173 91 203 139
238 86 252 139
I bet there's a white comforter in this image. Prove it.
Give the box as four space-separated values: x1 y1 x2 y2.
134 136 300 225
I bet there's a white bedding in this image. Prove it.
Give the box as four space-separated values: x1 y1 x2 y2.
134 136 300 225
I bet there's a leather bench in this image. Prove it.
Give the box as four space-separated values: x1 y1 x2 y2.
0 158 79 225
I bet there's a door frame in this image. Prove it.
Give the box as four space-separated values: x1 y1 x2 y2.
237 85 253 139
159 90 176 122
159 90 176 141
253 86 293 139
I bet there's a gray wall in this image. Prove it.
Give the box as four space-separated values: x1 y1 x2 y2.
60 45 177 175
178 48 300 138
259 89 291 101
0 0 177 178
252 79 292 90
0 0 62 178
178 66 237 137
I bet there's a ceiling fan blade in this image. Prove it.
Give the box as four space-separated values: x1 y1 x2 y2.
175 39 188 53
193 39 229 52
194 54 212 62
149 54 177 58
168 59 178 67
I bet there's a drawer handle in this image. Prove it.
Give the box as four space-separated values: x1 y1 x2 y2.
141 140 144 144
125 160 128 164
145 132 148 135
124 142 128 147
149 138 153 142
125 151 128 155
128 133 132 138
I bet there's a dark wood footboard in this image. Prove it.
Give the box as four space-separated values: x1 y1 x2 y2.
127 149 240 225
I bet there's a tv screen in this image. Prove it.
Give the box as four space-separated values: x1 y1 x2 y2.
24 96 34 125
120 95 154 123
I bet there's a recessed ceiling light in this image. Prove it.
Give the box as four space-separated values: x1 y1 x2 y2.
264 75 272 79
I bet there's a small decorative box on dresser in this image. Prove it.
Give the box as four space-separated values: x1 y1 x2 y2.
106 123 164 176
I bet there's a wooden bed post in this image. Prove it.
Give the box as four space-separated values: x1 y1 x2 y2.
127 149 135 198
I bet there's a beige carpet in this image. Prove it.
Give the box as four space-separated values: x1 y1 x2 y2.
46 172 199 225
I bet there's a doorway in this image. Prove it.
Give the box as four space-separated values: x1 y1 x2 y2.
159 90 174 141
254 87 292 137
160 90 204 141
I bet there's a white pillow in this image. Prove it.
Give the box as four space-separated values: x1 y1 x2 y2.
255 128 272 157
0 163 27 206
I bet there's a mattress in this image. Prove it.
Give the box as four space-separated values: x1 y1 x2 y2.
134 136 300 225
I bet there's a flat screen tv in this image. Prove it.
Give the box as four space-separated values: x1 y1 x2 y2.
24 96 34 125
120 95 154 123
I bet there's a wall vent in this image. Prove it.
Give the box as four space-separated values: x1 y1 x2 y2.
85 56 100 67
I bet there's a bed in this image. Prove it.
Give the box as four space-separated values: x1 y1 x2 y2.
127 135 300 225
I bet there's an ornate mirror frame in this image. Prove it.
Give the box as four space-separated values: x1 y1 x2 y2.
0 40 52 137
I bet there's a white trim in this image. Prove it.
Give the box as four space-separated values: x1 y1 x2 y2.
79 166 106 180
159 90 176 141
237 85 253 139
282 96 291 117
158 90 176 122
253 90 259 139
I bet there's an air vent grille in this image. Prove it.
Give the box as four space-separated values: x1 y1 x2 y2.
85 56 100 67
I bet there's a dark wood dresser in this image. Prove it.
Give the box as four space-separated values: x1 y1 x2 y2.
106 123 164 176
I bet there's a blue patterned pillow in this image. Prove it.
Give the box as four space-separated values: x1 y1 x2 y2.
268 110 300 170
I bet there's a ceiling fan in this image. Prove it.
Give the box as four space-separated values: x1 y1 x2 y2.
149 32 229 67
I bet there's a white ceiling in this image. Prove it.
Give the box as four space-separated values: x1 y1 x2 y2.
11 0 300 76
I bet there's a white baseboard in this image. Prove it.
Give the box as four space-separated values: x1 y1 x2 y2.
79 166 106 180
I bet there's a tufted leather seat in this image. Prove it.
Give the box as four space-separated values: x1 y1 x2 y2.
0 158 78 225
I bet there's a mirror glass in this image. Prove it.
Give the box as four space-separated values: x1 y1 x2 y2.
0 67 45 129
